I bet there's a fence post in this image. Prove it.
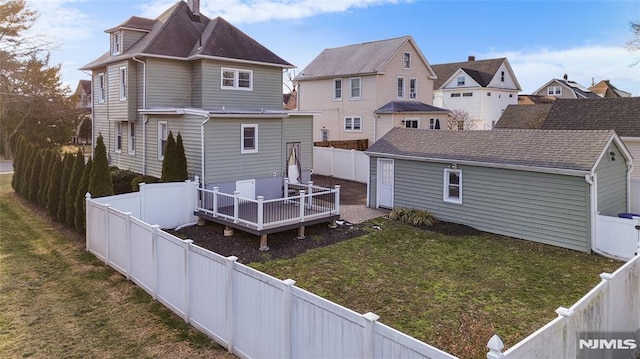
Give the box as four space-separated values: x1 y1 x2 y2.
104 204 111 265
600 272 614 332
351 149 356 182
151 224 161 300
139 182 146 222
233 190 240 223
334 185 341 215
85 192 92 252
125 212 133 280
257 196 264 230
486 335 504 359
555 306 575 358
183 239 193 323
213 187 219 217
330 146 335 176
226 256 238 354
299 190 306 222
282 279 296 359
362 312 379 359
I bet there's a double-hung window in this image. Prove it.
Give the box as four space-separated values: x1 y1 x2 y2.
443 169 462 204
349 77 361 100
409 78 417 99
112 32 122 55
119 66 127 100
429 118 441 130
397 77 405 99
115 122 123 153
158 121 168 159
241 124 258 154
221 68 253 90
333 78 342 100
97 73 106 103
128 122 135 154
344 117 362 132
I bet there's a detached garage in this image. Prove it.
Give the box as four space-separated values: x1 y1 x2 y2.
365 128 632 253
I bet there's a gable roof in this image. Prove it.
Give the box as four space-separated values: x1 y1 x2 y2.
365 127 622 174
540 97 640 137
431 57 507 89
533 78 601 99
294 36 436 81
74 79 91 96
81 1 292 70
493 104 553 129
589 80 632 98
375 101 449 114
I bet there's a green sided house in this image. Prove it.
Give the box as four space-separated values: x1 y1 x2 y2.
365 128 632 253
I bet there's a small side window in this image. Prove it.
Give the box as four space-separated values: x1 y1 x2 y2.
443 169 462 204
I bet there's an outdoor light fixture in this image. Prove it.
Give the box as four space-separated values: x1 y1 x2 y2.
609 150 616 161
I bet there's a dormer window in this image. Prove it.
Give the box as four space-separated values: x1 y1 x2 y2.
457 76 465 86
112 32 122 55
403 52 411 69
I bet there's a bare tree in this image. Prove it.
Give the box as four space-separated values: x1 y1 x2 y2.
625 21 640 66
447 109 476 131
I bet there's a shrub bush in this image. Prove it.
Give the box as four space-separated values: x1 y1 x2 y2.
131 175 161 192
89 134 113 198
110 168 140 195
389 207 438 227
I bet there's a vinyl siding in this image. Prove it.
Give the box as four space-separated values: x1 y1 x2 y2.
122 30 146 53
106 61 136 121
369 157 592 252
596 142 628 216
282 115 313 171
204 118 283 184
621 138 640 179
201 60 283 110
146 58 192 108
191 61 203 108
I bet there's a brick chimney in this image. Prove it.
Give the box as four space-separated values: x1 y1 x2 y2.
187 0 200 16
468 55 475 61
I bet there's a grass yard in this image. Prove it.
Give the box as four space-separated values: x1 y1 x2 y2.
0 174 234 358
251 216 623 359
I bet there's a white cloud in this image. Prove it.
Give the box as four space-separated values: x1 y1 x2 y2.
485 46 640 96
27 0 94 44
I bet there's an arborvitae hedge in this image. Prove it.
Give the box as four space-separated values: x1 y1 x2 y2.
175 132 188 181
57 153 74 222
19 143 36 196
160 131 179 182
89 134 113 198
46 156 63 218
75 157 92 233
38 150 55 207
28 147 43 203
11 136 26 191
66 151 85 227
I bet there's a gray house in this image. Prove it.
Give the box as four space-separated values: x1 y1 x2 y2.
365 128 632 252
80 0 314 199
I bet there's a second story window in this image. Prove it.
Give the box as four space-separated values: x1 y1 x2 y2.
119 67 127 101
397 77 405 99
429 118 441 130
221 68 253 90
333 78 342 100
112 32 122 55
404 119 419 128
344 116 362 132
128 122 135 154
97 73 106 103
457 76 465 86
409 78 417 99
349 77 361 100
403 52 411 69
547 86 562 95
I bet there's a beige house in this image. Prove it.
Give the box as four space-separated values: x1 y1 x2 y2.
295 36 448 146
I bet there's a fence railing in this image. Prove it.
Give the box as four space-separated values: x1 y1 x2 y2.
85 195 457 359
594 213 640 261
196 180 340 231
313 146 369 183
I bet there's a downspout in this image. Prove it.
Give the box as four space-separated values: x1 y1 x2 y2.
132 56 146 174
586 173 607 257
200 114 211 186
626 162 633 212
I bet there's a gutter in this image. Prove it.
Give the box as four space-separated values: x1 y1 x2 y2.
200 114 210 186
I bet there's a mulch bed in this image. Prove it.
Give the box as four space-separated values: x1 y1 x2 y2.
168 217 482 264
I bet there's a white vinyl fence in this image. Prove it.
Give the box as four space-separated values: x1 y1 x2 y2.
594 214 640 261
631 178 640 213
313 146 369 183
85 190 457 359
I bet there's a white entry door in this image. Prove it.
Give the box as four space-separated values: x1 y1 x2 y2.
236 179 256 199
377 159 394 208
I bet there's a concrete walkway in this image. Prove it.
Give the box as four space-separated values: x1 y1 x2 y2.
339 204 389 224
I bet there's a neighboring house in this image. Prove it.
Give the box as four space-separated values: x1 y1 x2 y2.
589 79 632 98
295 36 449 145
80 0 314 199
517 94 555 105
493 103 553 129
71 79 92 144
532 74 601 99
431 56 521 130
283 89 297 110
365 127 631 253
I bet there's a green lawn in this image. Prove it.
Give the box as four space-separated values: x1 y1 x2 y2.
251 216 622 359
0 173 233 359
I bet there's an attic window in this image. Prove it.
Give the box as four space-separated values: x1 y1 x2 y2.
501 71 505 82
547 86 562 95
112 32 122 55
457 76 465 86
403 52 411 69
221 68 253 91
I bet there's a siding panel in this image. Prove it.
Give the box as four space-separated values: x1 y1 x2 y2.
596 142 628 216
282 116 313 171
146 58 192 108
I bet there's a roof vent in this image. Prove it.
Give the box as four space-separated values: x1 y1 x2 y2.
187 0 200 16
468 55 475 61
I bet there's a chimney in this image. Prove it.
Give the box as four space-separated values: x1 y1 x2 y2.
563 73 568 81
468 55 475 61
187 0 200 16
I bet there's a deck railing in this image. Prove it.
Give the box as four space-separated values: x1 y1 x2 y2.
196 180 340 231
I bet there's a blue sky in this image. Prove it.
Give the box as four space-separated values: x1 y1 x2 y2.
28 0 640 95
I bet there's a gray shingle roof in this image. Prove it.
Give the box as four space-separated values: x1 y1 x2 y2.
375 101 449 113
81 1 292 70
540 97 640 137
365 127 617 173
494 104 553 129
431 58 505 89
295 36 424 80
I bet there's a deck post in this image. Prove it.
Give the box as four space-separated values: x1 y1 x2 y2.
257 196 264 230
299 190 306 222
259 234 269 251
233 190 240 223
307 181 314 209
297 226 306 240
224 226 234 236
334 185 341 215
213 187 219 217
284 177 289 199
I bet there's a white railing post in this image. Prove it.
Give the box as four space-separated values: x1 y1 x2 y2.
282 279 296 359
486 335 505 359
307 181 314 209
599 272 614 332
284 177 289 199
85 192 92 252
139 182 146 222
330 146 335 176
362 312 380 359
213 187 219 216
257 196 264 230
233 190 240 223
151 224 160 300
334 185 341 215
183 239 193 323
226 255 238 354
299 190 306 222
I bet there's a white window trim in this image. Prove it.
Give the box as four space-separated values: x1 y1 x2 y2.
128 121 135 155
403 52 411 69
97 73 105 103
397 76 405 99
344 116 362 132
548 86 562 95
443 168 462 204
333 78 342 101
115 122 122 153
241 124 258 154
409 78 417 99
112 32 122 55
221 67 253 91
119 66 127 101
349 77 361 100
429 118 441 130
158 121 167 160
